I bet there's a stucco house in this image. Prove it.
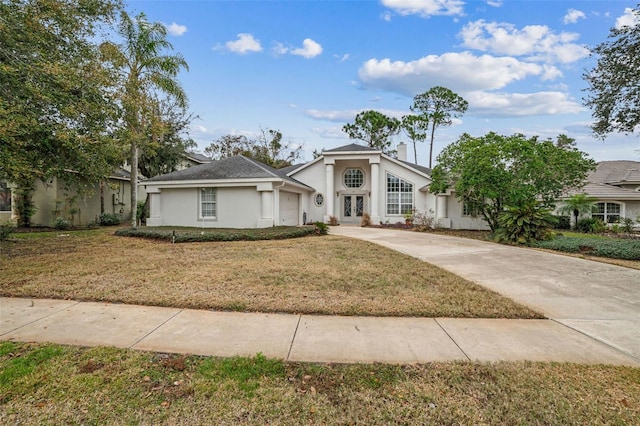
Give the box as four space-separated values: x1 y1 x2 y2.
559 160 640 224
143 143 489 230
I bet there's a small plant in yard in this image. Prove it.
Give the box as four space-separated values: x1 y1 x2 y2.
328 215 339 226
313 221 329 235
620 217 635 234
494 201 556 244
0 221 15 241
52 217 71 230
98 213 121 226
575 217 606 234
412 209 436 231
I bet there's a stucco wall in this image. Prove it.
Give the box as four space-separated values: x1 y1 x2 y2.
158 186 261 228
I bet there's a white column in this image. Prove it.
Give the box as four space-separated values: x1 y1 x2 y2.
370 162 380 223
436 194 448 218
146 190 162 226
324 163 334 222
257 190 274 228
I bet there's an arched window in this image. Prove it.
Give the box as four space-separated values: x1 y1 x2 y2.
592 202 621 223
386 173 413 215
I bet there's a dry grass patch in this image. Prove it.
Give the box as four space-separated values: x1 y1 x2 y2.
0 228 539 318
1 342 639 425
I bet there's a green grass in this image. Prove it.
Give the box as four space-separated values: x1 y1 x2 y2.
533 234 640 260
1 342 638 425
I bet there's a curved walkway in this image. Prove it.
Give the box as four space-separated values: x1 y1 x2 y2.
1 227 638 366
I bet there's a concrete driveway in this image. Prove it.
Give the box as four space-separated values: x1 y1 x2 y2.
331 226 640 361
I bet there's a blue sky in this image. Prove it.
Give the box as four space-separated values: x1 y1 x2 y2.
128 0 640 164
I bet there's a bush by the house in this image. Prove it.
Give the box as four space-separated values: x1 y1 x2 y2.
494 202 556 244
0 222 15 241
115 226 318 242
314 221 329 235
553 215 571 230
533 236 640 260
52 217 71 230
99 213 121 226
575 217 606 234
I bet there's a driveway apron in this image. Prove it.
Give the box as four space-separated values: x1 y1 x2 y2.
330 226 640 361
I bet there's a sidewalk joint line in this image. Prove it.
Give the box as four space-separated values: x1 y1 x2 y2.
434 318 470 361
550 318 640 363
129 308 184 349
0 298 81 337
286 315 302 361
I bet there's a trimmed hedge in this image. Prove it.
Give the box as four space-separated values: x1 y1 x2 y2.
533 235 640 260
115 226 320 242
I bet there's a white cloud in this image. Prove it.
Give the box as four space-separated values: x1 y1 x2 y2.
381 11 393 21
465 91 584 117
223 33 262 54
381 0 465 18
311 127 349 139
164 22 187 36
191 125 209 134
459 20 589 64
271 42 289 56
291 38 323 58
615 7 639 29
563 9 586 24
486 0 502 7
334 53 350 62
305 108 407 122
358 52 556 95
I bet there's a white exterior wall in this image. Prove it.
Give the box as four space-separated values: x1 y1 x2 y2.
446 194 490 230
291 161 327 224
377 158 430 225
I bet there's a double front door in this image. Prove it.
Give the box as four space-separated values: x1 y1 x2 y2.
342 194 364 221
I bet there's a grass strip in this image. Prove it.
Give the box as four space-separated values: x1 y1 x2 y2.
1 342 638 425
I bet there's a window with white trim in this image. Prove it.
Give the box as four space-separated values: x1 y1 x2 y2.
0 182 10 212
200 188 217 218
386 173 413 215
343 168 364 188
592 202 621 223
462 201 480 216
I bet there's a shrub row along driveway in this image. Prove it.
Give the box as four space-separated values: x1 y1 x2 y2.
332 226 640 361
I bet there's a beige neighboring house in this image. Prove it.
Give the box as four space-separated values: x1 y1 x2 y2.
560 160 640 225
1 168 138 227
144 143 489 230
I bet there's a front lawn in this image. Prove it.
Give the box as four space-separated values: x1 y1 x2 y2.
1 342 638 425
0 228 539 318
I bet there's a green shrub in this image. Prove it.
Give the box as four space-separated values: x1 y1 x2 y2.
553 215 571 230
115 226 317 242
494 202 556 244
314 221 329 235
0 222 15 241
99 213 121 226
575 218 605 234
52 217 71 230
620 218 635 234
534 236 640 260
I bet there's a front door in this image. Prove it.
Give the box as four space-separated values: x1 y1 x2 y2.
342 195 364 222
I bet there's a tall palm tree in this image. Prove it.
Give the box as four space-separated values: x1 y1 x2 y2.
559 193 598 228
112 12 188 227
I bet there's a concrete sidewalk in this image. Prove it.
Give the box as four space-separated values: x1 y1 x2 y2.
1 297 638 366
331 226 640 362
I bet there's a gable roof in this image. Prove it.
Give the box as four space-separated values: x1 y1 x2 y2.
145 155 312 188
324 143 380 153
185 152 212 164
397 159 432 176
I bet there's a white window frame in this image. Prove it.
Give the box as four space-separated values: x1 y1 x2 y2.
386 173 414 216
462 201 480 217
343 168 365 189
200 188 217 220
592 201 623 223
0 182 10 212
314 193 324 207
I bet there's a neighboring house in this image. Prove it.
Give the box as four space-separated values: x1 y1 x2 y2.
560 160 640 224
144 143 489 230
179 152 212 170
1 168 137 227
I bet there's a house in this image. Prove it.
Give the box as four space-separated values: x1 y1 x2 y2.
143 143 489 230
0 168 138 227
560 160 640 224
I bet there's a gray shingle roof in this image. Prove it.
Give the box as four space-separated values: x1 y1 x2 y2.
145 155 312 189
185 152 212 164
324 143 380 153
589 160 640 184
398 160 431 176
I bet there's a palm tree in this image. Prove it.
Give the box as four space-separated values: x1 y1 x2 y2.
111 12 188 227
559 193 597 228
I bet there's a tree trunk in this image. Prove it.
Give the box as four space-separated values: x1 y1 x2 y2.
130 141 138 228
429 122 437 168
413 140 418 164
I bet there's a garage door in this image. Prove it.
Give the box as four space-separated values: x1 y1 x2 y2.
279 191 299 226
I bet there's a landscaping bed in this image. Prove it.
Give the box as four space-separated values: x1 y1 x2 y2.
1 342 638 425
532 234 640 260
114 225 321 242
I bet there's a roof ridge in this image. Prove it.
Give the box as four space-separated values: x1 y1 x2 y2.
239 156 279 178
